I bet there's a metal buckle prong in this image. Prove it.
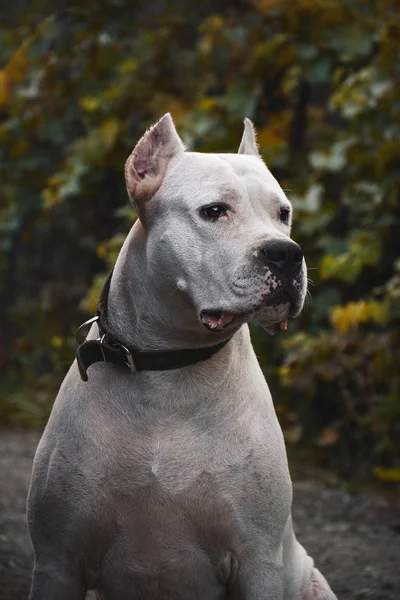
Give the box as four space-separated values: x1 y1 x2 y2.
75 315 99 343
120 344 136 372
99 334 107 363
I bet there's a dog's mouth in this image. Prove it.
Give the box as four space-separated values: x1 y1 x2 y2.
200 310 236 331
200 289 296 333
200 308 289 334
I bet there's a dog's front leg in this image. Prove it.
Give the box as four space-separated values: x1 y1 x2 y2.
29 563 87 600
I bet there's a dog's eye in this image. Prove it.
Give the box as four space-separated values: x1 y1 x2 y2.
279 207 290 224
201 204 228 221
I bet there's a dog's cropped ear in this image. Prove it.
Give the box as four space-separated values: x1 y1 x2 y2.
125 113 185 218
238 118 261 158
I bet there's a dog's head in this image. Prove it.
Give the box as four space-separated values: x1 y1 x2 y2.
125 114 307 336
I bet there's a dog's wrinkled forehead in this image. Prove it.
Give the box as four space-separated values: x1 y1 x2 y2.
162 152 288 216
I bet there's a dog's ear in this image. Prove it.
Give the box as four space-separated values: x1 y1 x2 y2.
238 118 260 157
125 113 185 218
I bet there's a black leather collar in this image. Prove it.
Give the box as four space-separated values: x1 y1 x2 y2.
75 271 232 382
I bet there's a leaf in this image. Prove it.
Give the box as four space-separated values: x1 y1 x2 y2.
314 428 339 446
374 467 400 483
42 187 60 209
80 95 100 112
98 118 120 150
6 43 28 84
0 70 11 106
330 300 389 334
198 97 216 112
118 58 137 75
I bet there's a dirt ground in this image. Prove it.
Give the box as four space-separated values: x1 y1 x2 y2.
0 430 399 600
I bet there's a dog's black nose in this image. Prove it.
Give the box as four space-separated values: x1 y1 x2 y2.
261 240 303 273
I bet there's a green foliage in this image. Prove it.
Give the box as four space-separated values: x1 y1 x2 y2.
1 0 399 488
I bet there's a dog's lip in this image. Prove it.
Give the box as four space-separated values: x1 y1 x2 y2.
257 287 302 315
200 310 237 331
261 286 293 305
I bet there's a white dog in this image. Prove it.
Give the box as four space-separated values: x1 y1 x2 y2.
28 114 337 600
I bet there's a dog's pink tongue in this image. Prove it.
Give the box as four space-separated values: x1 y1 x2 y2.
201 312 234 330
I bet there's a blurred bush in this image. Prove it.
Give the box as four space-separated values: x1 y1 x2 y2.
0 0 399 487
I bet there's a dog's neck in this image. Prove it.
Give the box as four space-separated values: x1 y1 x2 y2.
106 220 237 353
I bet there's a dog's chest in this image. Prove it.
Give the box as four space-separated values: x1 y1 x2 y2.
107 401 292 536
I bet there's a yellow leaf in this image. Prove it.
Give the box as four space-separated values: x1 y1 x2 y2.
374 467 400 483
257 113 290 151
207 14 224 30
80 274 107 314
330 300 388 334
0 70 11 106
119 58 137 75
103 86 122 102
99 118 120 149
48 173 64 186
80 95 100 112
51 336 63 348
368 300 388 325
278 365 290 378
282 65 301 95
42 187 60 209
7 44 28 84
168 101 189 121
97 243 108 259
198 97 216 112
330 302 364 334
